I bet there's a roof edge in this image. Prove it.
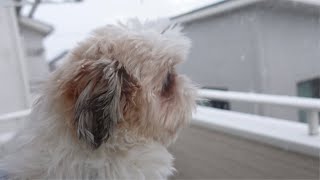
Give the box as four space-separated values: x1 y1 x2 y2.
18 17 54 36
171 0 261 23
171 0 320 24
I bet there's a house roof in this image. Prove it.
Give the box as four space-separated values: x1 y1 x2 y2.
18 17 54 36
172 0 320 23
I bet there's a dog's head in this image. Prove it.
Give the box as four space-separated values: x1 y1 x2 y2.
51 20 196 149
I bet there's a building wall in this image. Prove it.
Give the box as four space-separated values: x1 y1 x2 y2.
178 7 261 115
19 26 50 95
255 6 320 121
0 8 30 114
178 3 320 121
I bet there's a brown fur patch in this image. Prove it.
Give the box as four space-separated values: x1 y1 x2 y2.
56 59 142 148
161 72 177 99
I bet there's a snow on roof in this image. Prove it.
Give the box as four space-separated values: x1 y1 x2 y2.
18 16 54 36
172 0 320 23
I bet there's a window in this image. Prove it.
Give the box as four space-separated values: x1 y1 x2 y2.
297 78 320 123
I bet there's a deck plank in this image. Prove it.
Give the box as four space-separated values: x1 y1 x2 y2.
169 125 320 179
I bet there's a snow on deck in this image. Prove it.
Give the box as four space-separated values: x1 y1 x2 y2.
193 106 320 156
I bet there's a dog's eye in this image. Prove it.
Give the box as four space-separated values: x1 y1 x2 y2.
161 72 176 97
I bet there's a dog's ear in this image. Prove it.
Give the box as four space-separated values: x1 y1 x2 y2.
72 59 138 149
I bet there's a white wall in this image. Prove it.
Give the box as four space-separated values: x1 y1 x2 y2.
256 6 320 121
20 26 50 95
0 8 30 114
178 2 320 121
179 8 259 115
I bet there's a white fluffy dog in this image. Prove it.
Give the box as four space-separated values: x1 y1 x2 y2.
0 20 196 179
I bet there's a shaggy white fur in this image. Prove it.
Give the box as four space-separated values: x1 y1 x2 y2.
0 99 174 179
0 19 195 180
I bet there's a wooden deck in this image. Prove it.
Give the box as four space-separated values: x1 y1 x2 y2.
169 125 320 180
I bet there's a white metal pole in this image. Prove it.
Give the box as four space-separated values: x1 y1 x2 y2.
308 111 319 136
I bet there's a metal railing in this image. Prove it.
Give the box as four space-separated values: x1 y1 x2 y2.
0 109 31 121
199 89 320 136
0 90 319 136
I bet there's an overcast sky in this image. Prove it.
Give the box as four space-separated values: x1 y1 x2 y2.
27 0 220 60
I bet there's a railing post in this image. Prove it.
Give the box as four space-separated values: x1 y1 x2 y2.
307 111 319 136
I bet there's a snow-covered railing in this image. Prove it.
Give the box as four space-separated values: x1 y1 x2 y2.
0 89 319 136
199 89 320 136
0 109 31 122
0 109 31 143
